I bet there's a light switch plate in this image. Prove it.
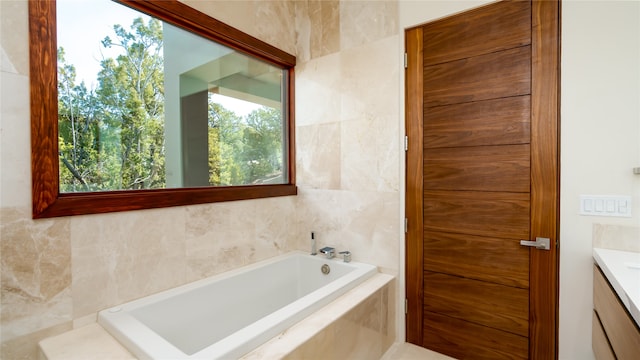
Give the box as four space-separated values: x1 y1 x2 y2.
580 195 632 217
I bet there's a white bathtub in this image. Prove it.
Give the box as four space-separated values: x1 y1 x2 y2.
98 251 377 359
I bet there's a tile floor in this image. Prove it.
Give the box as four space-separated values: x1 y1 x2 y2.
381 342 456 360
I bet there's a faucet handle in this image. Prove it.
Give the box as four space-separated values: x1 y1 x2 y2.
339 250 351 263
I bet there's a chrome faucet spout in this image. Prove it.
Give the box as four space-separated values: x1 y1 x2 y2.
319 247 335 259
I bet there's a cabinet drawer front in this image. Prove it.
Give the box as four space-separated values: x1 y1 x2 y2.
593 265 640 359
592 311 616 360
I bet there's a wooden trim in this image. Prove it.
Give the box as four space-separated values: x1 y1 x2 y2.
529 0 561 358
404 26 424 345
29 0 297 218
29 0 60 218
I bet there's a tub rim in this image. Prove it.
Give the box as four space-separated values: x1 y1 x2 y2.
98 250 377 359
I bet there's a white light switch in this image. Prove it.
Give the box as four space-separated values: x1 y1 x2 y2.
580 195 632 217
606 200 615 212
584 199 593 211
595 199 604 212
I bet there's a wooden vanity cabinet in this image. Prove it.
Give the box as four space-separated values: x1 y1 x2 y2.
592 265 640 359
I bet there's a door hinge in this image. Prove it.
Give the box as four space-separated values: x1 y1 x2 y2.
404 135 408 151
404 52 408 69
404 218 408 233
405 298 408 314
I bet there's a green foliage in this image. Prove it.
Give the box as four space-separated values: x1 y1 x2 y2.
58 17 285 192
207 101 284 186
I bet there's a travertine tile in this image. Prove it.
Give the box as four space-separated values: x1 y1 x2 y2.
1 321 72 360
340 35 400 124
0 72 31 209
185 201 261 280
294 189 398 272
38 323 135 360
294 0 312 62
71 208 187 317
1 208 73 340
181 0 296 55
3 1 404 357
341 117 400 192
339 36 400 194
382 280 397 350
252 0 297 55
0 0 29 76
295 52 342 127
282 323 336 360
296 123 341 190
335 290 384 359
309 0 340 59
254 196 298 253
593 224 640 252
339 0 398 51
381 342 457 360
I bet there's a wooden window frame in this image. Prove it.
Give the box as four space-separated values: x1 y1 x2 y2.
29 0 297 218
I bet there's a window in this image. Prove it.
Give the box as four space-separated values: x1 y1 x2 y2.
29 0 296 218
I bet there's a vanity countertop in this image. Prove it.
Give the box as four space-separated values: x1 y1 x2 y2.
593 248 640 328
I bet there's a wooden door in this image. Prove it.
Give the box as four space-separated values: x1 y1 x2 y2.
405 1 560 359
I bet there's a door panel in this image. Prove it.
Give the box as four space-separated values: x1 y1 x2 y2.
424 96 531 149
424 190 530 240
423 46 531 108
424 230 529 288
423 0 531 66
424 311 529 360
424 144 531 192
424 271 529 337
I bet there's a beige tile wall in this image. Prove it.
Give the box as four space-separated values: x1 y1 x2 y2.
592 224 640 253
0 0 401 358
283 279 396 360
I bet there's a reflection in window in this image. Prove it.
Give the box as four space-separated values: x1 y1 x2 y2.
56 0 287 193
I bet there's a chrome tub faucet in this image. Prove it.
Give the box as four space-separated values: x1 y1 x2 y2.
319 247 335 259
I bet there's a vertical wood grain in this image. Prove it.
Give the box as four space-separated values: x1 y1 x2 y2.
29 0 60 217
529 1 560 358
404 26 424 346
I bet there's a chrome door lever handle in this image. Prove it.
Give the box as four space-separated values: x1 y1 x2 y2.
520 237 551 250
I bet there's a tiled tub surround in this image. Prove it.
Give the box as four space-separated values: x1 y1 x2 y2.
38 273 395 360
98 252 377 359
2 0 403 357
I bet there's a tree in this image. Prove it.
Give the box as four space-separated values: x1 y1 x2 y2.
241 107 284 183
58 49 101 192
208 101 244 186
206 98 285 186
58 16 285 192
96 17 165 189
